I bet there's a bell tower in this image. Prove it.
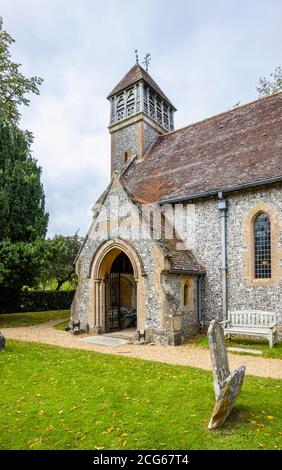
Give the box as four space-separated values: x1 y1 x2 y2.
107 59 176 175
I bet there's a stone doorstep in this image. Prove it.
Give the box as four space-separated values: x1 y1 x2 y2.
102 328 136 341
227 346 263 355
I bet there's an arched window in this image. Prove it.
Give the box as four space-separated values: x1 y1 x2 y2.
254 213 271 279
116 94 125 121
126 90 135 116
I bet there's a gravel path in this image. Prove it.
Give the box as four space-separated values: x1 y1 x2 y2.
2 321 282 380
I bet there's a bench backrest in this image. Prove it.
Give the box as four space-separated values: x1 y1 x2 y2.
229 310 277 327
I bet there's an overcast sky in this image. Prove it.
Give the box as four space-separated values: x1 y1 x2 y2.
2 0 281 237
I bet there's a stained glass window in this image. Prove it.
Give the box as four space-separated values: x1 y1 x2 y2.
254 213 271 279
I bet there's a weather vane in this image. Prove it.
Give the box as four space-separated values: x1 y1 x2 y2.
143 53 151 72
135 49 139 64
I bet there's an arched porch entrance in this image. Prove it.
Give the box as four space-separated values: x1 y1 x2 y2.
88 240 144 334
105 252 137 331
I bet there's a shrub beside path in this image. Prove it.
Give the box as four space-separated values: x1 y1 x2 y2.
2 321 282 380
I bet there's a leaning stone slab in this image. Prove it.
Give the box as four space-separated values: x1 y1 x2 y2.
208 319 230 400
208 365 245 429
0 331 6 351
208 320 245 429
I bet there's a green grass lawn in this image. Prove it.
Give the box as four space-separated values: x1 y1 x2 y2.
0 310 70 328
0 340 281 450
54 320 69 331
193 334 282 359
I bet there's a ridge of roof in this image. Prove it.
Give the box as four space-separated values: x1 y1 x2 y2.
157 90 282 141
107 63 176 109
123 91 282 203
124 92 282 173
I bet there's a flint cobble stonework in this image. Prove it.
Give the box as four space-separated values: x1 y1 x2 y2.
74 182 282 342
73 182 199 343
111 125 139 173
111 120 162 174
72 66 282 345
191 184 282 332
75 185 162 334
193 198 222 325
74 182 282 341
143 122 161 154
227 185 282 330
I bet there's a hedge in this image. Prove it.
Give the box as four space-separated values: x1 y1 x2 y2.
0 290 75 314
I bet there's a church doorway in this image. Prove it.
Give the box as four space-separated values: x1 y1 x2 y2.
89 240 144 335
105 252 137 332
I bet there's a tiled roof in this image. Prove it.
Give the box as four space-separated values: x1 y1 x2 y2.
107 64 176 109
129 197 205 274
164 239 205 274
123 92 282 203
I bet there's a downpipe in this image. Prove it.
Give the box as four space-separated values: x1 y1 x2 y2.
197 274 205 330
217 192 228 322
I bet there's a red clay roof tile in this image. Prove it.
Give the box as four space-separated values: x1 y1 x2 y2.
107 64 176 109
123 92 282 203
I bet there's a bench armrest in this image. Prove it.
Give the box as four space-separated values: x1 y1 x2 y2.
268 322 277 329
220 320 230 327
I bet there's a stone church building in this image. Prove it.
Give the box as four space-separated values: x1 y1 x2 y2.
70 62 282 345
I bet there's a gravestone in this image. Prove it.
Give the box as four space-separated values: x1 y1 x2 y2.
208 319 230 400
208 320 245 429
0 331 6 351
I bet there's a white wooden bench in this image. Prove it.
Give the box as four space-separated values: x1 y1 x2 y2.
221 310 278 348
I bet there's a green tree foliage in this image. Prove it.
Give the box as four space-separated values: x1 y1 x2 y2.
0 238 44 297
40 234 82 291
0 18 48 300
0 118 48 242
257 66 282 97
0 17 43 125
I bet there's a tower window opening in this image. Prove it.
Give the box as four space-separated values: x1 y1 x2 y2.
126 89 135 117
117 94 125 121
143 86 148 113
149 92 155 119
156 99 162 125
163 106 169 129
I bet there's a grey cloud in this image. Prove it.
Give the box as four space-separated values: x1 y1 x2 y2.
2 0 281 235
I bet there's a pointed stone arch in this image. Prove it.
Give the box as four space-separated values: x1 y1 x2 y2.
242 202 282 285
89 239 144 281
88 239 145 333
